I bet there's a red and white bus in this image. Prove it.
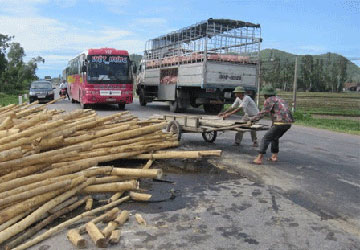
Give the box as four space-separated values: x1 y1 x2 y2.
66 48 134 109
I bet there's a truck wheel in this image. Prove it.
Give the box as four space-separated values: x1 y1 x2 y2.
166 121 182 141
169 99 181 113
203 104 224 114
139 88 147 106
202 131 217 143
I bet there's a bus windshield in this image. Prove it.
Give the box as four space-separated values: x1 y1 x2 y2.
87 55 129 82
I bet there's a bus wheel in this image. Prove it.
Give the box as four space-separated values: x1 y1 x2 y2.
203 104 223 114
118 103 125 110
80 102 90 109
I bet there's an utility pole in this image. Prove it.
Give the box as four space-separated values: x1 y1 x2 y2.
256 60 261 107
292 56 298 113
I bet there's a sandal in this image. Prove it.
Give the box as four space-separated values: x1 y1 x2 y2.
267 157 278 162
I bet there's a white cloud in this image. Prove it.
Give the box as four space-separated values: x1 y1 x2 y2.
0 0 47 16
88 0 128 14
135 18 167 26
0 16 137 53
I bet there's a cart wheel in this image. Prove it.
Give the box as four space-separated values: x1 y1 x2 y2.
166 121 182 141
202 131 217 143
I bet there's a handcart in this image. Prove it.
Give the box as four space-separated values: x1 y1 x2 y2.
162 115 268 142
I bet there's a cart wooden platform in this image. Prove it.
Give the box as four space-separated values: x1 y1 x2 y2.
160 115 268 142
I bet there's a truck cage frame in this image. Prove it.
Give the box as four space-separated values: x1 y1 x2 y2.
144 18 262 68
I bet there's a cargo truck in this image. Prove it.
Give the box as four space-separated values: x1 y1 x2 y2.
136 18 262 114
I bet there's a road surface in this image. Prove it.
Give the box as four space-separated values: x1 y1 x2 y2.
35 97 360 250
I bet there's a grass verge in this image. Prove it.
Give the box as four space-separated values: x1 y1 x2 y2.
293 112 360 135
0 93 19 106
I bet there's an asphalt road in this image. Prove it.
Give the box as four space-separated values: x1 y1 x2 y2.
36 96 360 250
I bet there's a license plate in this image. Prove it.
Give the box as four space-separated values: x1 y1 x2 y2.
106 98 116 102
100 90 121 96
38 96 46 98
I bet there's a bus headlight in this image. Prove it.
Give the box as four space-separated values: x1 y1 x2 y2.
29 91 36 96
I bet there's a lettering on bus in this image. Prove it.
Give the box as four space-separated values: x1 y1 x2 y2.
91 56 128 64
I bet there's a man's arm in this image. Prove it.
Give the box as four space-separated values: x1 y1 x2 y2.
251 98 274 122
218 98 242 117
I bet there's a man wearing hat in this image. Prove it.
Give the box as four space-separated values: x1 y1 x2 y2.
250 85 294 165
218 86 259 147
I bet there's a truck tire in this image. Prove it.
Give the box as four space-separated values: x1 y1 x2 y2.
203 104 224 114
139 88 147 106
169 99 181 113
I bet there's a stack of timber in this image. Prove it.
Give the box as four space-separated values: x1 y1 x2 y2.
0 102 222 249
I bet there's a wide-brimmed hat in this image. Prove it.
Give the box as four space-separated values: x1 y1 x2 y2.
260 85 276 95
233 86 245 93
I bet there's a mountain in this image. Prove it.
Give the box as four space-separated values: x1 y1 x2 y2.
260 49 360 82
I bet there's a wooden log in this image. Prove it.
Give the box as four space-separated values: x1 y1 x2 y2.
67 229 87 249
6 197 87 249
93 176 129 185
0 142 92 175
0 178 72 207
13 113 51 131
92 131 164 149
143 159 154 169
48 197 78 214
114 210 129 226
96 111 129 123
88 122 165 145
0 171 81 198
130 151 200 159
0 129 19 138
108 192 124 204
135 214 146 225
0 210 33 233
0 116 13 130
102 221 118 238
78 207 120 234
102 208 120 224
85 197 93 211
82 180 138 194
129 191 152 201
0 146 22 162
0 164 46 183
32 135 64 153
156 150 222 157
0 176 91 244
0 190 63 225
109 230 121 244
111 168 162 179
86 222 107 248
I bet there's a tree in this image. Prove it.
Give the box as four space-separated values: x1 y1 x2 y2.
300 55 314 91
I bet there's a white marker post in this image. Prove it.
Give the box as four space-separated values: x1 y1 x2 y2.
18 95 23 105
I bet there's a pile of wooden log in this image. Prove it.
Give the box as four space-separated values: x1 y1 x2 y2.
0 101 221 249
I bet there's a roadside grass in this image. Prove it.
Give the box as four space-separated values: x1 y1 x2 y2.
293 112 360 135
0 93 19 106
224 91 359 135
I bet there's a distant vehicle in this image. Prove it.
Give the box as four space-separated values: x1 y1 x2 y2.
29 80 55 103
65 47 136 109
136 18 261 114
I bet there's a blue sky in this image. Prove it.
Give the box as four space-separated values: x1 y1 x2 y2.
0 0 359 78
